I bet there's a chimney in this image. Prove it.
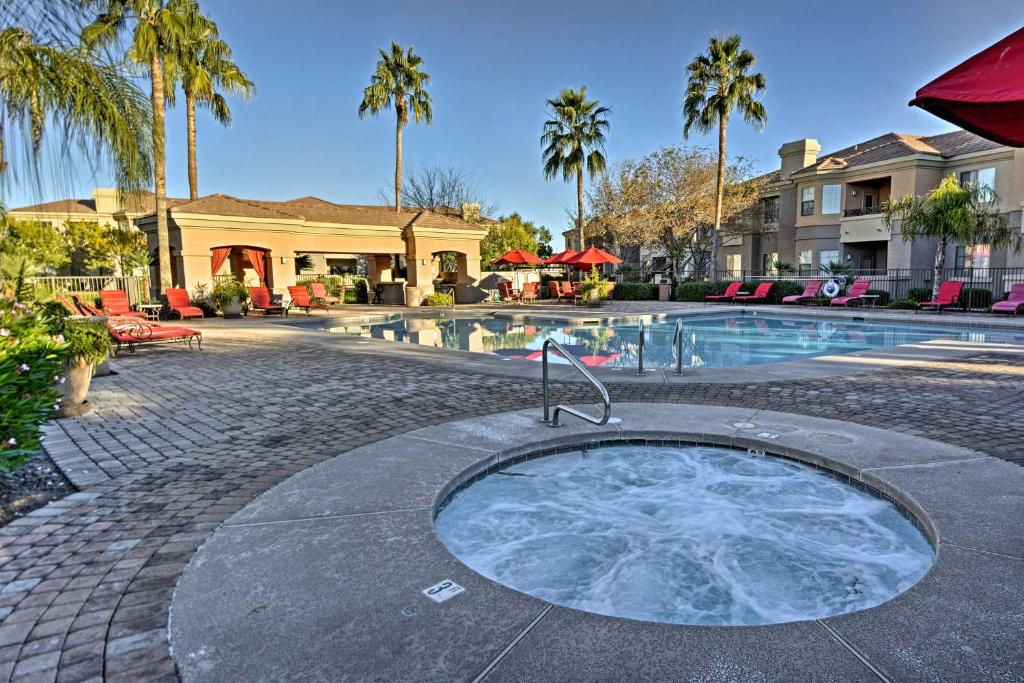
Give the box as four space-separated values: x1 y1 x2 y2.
778 139 821 180
460 202 481 223
92 188 119 215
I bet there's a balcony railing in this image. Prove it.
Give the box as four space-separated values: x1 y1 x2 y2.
843 206 884 218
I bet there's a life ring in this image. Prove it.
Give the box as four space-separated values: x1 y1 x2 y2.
821 279 841 298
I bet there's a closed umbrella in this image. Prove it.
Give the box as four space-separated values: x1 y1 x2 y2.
910 26 1024 146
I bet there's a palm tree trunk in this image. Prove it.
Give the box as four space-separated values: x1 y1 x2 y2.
711 115 727 282
186 90 198 201
932 233 948 299
150 52 171 292
577 171 585 251
394 116 403 212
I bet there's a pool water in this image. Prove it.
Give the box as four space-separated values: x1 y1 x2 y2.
317 313 1024 369
435 444 934 626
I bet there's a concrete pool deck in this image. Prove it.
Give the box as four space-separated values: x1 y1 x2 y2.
170 404 1024 682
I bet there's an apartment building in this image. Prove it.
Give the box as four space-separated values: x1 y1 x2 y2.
721 130 1024 276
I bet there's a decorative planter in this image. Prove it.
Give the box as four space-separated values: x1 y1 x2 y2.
584 289 602 306
221 296 243 319
93 353 112 377
58 358 94 417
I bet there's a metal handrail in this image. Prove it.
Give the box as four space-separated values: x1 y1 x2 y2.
672 318 685 375
542 337 612 428
635 318 646 376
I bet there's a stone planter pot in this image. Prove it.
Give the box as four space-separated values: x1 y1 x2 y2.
59 358 94 417
93 352 112 377
583 289 602 306
221 296 243 319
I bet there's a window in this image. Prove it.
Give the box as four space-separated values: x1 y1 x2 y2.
726 254 742 277
800 187 815 216
821 184 842 214
798 250 813 266
819 249 840 269
762 197 779 224
762 252 779 275
960 167 996 200
955 244 991 276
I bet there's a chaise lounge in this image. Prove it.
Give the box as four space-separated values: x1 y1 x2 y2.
829 280 871 307
733 282 774 304
310 282 340 306
782 280 823 305
992 283 1024 315
247 287 289 316
704 282 743 303
287 285 329 313
919 281 964 313
63 294 202 353
165 288 205 320
99 289 148 319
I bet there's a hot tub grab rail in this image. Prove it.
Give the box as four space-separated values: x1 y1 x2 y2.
541 337 612 428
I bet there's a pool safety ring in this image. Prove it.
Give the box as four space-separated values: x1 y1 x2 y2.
821 279 841 298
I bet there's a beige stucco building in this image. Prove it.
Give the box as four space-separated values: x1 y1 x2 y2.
7 188 172 231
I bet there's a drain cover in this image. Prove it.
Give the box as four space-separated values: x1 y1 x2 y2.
607 417 622 425
732 422 755 429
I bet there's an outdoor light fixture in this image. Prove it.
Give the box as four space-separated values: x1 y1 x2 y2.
280 257 288 264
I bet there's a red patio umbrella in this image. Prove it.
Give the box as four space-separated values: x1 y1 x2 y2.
491 248 544 266
910 26 1024 147
543 249 578 265
565 246 624 270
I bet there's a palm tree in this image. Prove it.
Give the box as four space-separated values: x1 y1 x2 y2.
167 2 254 200
83 0 188 291
884 174 1019 298
684 34 766 281
541 87 610 251
0 27 152 192
359 42 432 212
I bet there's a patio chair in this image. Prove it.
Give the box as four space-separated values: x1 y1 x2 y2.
521 282 540 304
164 288 205 319
71 294 149 323
733 282 774 304
99 289 147 318
782 280 823 305
247 287 289 316
829 280 871 307
547 281 561 300
572 281 584 306
992 283 1024 315
287 285 328 313
107 320 202 354
498 282 520 304
559 281 576 302
704 282 743 303
919 281 964 313
309 282 340 306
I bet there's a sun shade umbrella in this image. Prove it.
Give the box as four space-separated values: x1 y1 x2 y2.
543 249 578 265
910 26 1024 146
491 248 544 266
565 246 623 270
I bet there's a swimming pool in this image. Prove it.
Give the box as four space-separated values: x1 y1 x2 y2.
312 312 1024 369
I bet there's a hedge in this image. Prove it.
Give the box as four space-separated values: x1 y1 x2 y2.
676 281 730 301
866 289 890 306
959 287 992 310
907 287 933 303
887 299 919 310
613 282 659 301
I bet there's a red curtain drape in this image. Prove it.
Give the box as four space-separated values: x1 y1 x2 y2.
211 247 231 276
245 248 267 284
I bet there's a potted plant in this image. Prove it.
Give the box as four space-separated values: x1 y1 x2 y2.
580 266 610 306
211 277 249 318
48 314 110 418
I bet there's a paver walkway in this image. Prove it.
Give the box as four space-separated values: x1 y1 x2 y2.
1 325 1022 681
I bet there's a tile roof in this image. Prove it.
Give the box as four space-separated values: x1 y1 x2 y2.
795 130 1004 176
8 198 97 214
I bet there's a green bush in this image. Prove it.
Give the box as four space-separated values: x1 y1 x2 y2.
907 287 932 303
354 279 369 304
421 291 453 307
765 281 800 304
887 299 920 310
211 277 249 310
0 297 66 474
866 289 891 306
676 281 730 301
613 282 658 301
959 287 992 310
306 275 345 298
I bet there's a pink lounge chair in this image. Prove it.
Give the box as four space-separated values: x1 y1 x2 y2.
287 285 328 313
99 289 147 318
919 281 964 313
992 283 1024 315
829 280 871 307
309 282 340 306
705 282 743 303
782 280 823 305
164 288 205 319
733 282 774 303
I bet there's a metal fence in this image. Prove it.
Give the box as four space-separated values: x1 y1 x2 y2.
711 267 1024 310
26 275 146 305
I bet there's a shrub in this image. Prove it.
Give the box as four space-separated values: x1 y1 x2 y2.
307 275 345 298
959 287 992 310
765 281 801 304
613 283 658 301
190 284 218 317
210 277 249 310
354 279 369 304
887 299 920 310
907 287 932 303
0 297 66 474
59 319 110 365
421 291 453 307
581 266 611 299
676 281 730 301
866 289 891 306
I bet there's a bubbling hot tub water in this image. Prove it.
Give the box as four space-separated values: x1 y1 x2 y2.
434 444 933 626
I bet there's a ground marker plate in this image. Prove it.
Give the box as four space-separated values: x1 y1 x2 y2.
422 580 465 603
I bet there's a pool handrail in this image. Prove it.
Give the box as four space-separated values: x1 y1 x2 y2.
673 318 685 376
636 318 646 376
541 337 612 428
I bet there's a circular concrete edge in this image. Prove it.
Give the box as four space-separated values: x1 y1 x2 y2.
169 403 1023 681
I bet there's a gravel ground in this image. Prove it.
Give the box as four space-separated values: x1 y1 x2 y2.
0 451 75 526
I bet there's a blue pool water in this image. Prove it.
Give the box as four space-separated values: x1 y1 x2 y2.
312 313 1024 369
435 444 934 626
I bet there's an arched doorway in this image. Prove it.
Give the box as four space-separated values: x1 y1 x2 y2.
210 246 272 287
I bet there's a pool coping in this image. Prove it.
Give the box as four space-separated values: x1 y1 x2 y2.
169 403 1024 681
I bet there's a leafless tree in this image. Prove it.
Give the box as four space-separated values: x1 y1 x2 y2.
377 163 496 218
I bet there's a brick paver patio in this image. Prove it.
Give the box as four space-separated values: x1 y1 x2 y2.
1 324 1022 681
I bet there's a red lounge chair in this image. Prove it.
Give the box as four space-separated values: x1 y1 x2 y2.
547 282 562 300
107 320 202 354
733 281 774 303
247 287 289 316
287 285 328 313
829 280 871 307
99 289 147 318
559 281 576 302
309 282 340 306
992 283 1024 315
71 294 146 324
498 282 520 304
705 282 743 303
165 288 205 319
919 280 964 313
782 280 823 305
521 282 540 303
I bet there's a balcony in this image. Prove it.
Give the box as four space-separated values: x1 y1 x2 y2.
843 205 884 218
841 211 890 243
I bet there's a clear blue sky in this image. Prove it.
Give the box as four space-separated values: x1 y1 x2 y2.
8 1 1024 249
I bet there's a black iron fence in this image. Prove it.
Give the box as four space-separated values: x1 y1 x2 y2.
711 267 1024 310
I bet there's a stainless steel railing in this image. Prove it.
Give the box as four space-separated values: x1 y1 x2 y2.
635 318 646 376
541 337 612 428
673 318 685 375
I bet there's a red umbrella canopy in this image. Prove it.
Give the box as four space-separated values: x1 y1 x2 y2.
565 246 624 270
543 249 578 265
910 26 1024 147
491 248 544 266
